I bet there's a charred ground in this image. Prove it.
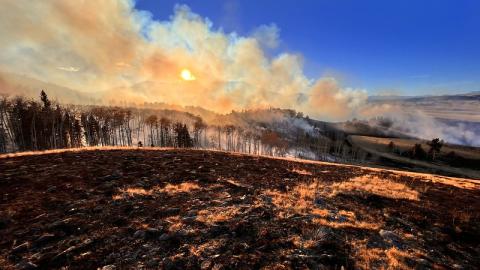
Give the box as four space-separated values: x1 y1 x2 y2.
0 149 479 269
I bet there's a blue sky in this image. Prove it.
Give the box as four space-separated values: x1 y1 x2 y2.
135 0 480 96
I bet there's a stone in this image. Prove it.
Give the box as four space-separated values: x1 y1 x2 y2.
186 210 197 217
200 260 213 270
182 216 197 223
379 229 405 249
98 265 116 270
145 228 161 239
133 230 146 239
212 263 224 270
15 261 38 270
158 233 170 241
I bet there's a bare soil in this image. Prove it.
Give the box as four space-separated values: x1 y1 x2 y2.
0 149 479 269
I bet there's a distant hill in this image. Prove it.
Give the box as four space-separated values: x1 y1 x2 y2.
0 71 101 105
369 92 480 102
368 91 480 123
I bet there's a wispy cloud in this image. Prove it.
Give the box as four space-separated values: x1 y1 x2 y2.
57 66 80 72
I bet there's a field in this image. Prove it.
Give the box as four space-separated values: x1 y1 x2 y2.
349 135 480 179
1 148 479 269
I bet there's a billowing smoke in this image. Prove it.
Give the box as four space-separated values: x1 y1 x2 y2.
0 0 366 121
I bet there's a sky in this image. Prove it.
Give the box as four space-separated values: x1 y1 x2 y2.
135 0 480 96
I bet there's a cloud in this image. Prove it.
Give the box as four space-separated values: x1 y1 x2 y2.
252 24 280 49
0 1 368 121
57 66 80 72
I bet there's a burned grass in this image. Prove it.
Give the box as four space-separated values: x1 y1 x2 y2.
0 149 479 269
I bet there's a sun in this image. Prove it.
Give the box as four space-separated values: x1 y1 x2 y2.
180 68 196 81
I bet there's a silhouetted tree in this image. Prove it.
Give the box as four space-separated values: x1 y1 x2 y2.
411 143 427 160
427 138 443 161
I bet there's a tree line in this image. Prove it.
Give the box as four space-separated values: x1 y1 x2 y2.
0 91 293 156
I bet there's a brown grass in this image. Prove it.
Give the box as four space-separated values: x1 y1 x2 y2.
290 168 313 175
161 182 200 194
326 174 419 201
196 206 241 225
112 187 152 200
351 239 423 270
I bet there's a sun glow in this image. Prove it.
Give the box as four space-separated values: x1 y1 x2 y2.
180 68 196 81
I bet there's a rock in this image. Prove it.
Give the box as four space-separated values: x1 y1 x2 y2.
12 242 30 253
145 228 162 239
186 210 197 217
212 263 224 270
133 230 146 239
379 229 404 249
98 265 116 270
200 260 213 270
15 261 38 270
327 214 348 223
182 216 197 223
314 197 326 207
158 233 170 241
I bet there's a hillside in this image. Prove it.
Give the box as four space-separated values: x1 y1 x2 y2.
1 148 479 269
348 135 480 179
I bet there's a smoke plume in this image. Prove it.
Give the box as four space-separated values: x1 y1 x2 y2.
0 0 367 121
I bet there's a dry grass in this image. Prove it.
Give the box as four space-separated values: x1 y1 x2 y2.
196 206 241 225
264 180 319 217
291 226 330 249
312 217 381 230
265 180 382 230
165 215 183 232
112 187 152 200
188 238 228 257
351 239 422 270
290 168 313 175
326 174 419 201
160 182 200 194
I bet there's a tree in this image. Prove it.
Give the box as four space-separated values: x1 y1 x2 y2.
427 138 443 161
387 141 396 153
40 90 51 110
411 143 427 160
193 117 207 148
146 115 158 146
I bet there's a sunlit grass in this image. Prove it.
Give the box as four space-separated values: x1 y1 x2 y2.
161 182 200 194
196 206 241 225
326 174 419 201
112 187 152 200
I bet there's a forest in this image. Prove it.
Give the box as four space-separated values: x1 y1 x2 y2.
0 91 374 163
